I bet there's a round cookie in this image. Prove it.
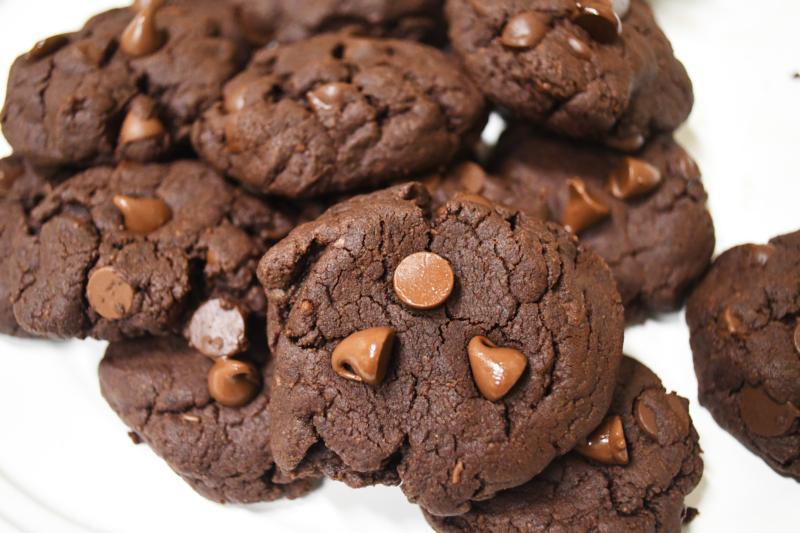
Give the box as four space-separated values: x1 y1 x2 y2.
231 0 445 47
7 160 296 342
492 127 715 321
192 33 486 198
99 334 321 503
258 182 624 515
686 231 800 480
1 0 248 168
445 0 693 151
425 356 704 532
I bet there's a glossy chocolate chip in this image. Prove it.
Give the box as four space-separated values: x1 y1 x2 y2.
635 390 691 441
635 395 659 440
608 157 662 200
119 105 166 146
113 194 172 235
575 415 629 465
666 393 691 437
739 386 800 438
393 252 455 310
25 35 69 62
187 298 248 359
120 3 164 57
574 1 622 44
501 12 549 49
207 358 260 407
86 266 135 320
331 327 395 386
307 82 353 112
467 336 527 401
561 178 610 234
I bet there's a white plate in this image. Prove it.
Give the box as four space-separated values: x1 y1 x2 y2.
0 1 799 532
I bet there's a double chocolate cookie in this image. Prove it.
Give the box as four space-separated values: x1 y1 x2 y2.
445 0 693 150
491 128 715 321
192 33 486 197
1 0 248 168
687 231 800 480
99 334 321 503
425 356 704 532
258 183 624 515
7 160 295 343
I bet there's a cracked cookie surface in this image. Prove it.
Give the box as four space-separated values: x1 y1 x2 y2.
687 231 800 480
492 128 715 321
192 33 486 198
425 356 704 532
445 0 693 150
99 334 321 503
258 182 624 516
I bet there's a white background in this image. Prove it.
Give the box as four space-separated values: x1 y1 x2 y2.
0 0 798 531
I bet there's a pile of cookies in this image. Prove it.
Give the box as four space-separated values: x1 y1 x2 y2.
0 0 796 530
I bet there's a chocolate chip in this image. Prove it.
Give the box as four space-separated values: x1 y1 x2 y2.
120 3 164 57
611 0 630 18
452 161 488 193
605 133 646 152
573 1 622 44
393 252 455 310
307 82 353 112
635 390 692 441
666 393 691 437
794 322 800 355
187 298 248 359
739 385 800 437
86 266 135 320
634 395 659 440
453 193 493 208
567 37 591 59
608 157 662 200
575 415 629 465
331 327 395 386
207 358 260 407
501 12 549 49
25 35 69 62
467 336 527 401
0 161 24 197
561 178 610 234
112 194 172 235
119 107 166 146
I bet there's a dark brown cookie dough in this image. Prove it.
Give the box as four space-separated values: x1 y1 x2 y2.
687 231 800 481
192 33 486 198
99 334 321 503
231 0 445 47
425 356 704 532
491 127 715 321
258 183 624 515
445 0 693 150
1 0 248 168
7 160 295 341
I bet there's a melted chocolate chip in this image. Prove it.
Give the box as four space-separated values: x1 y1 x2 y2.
307 82 353 112
87 266 135 320
608 157 662 200
112 194 172 235
574 1 622 44
331 327 395 386
393 252 455 310
575 415 629 465
120 3 164 57
467 336 527 401
119 108 166 146
187 298 248 359
501 12 549 49
739 385 800 438
207 358 260 407
561 178 610 234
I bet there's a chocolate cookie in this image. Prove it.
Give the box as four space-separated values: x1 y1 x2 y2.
425 356 704 532
192 33 486 198
445 0 693 150
7 160 295 343
231 0 445 47
1 0 248 168
491 128 715 321
99 334 321 503
687 231 800 480
258 182 624 515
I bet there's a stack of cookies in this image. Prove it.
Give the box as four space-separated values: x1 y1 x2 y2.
1 0 795 530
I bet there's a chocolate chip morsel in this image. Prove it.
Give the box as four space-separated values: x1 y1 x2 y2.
8 160 296 340
258 183 623 516
192 33 486 198
425 357 704 533
492 127 715 321
1 0 248 168
99 334 321 503
445 0 693 150
687 231 800 480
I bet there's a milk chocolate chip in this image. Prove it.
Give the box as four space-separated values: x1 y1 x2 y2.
207 358 260 407
121 3 164 57
87 266 135 320
187 298 248 359
739 386 800 438
307 82 353 112
635 390 691 441
468 336 527 401
608 157 662 200
25 35 69 62
575 415 629 465
393 252 455 310
561 178 610 234
113 194 172 235
119 105 166 146
574 1 622 44
501 12 549 49
331 327 395 386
